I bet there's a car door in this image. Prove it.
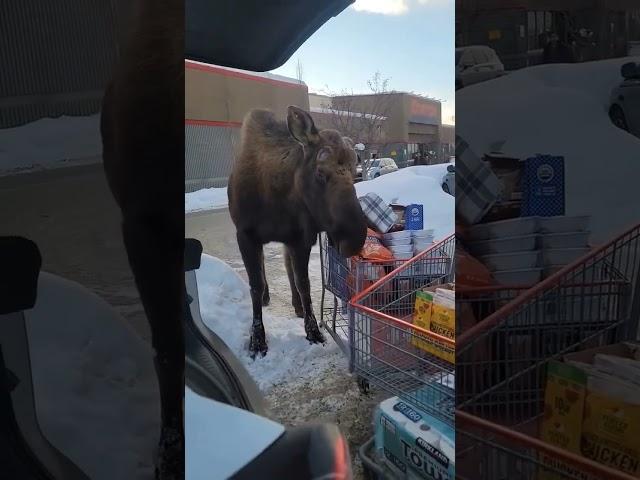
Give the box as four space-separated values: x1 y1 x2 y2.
458 49 478 86
472 49 496 83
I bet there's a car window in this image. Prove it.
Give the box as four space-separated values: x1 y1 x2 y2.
461 49 474 65
371 159 380 168
473 49 487 64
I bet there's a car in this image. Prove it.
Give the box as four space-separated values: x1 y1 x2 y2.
609 61 640 138
442 163 455 196
456 45 505 89
365 157 398 180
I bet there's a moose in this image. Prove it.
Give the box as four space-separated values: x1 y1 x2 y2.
228 106 368 357
100 0 183 478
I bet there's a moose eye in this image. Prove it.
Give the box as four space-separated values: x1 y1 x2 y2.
316 147 332 163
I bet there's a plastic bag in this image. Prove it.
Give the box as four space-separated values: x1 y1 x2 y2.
457 244 493 286
359 228 393 261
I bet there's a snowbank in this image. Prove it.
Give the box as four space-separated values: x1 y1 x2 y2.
195 254 346 391
355 164 455 240
0 115 102 174
185 187 228 213
28 273 158 480
457 58 640 243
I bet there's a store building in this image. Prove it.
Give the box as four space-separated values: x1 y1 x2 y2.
456 0 640 70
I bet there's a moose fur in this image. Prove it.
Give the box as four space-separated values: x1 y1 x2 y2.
100 1 183 478
228 106 367 357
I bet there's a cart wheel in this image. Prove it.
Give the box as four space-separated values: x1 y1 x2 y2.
357 377 370 394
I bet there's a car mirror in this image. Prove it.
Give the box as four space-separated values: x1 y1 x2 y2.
447 165 455 173
621 62 639 79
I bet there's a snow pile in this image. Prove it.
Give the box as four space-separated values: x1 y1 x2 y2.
0 115 102 174
27 273 158 480
355 164 454 240
195 254 346 391
185 187 228 213
457 58 640 243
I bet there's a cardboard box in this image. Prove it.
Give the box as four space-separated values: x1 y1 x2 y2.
373 393 455 480
411 285 455 363
539 343 640 480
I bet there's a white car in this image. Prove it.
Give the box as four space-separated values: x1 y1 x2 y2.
442 163 455 196
609 61 640 138
456 45 505 89
365 157 398 179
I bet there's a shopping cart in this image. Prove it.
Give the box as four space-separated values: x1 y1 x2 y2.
319 233 406 355
456 223 640 480
348 234 456 424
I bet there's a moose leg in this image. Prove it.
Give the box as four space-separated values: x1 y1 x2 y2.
284 247 303 318
121 215 183 477
261 251 270 306
287 244 326 344
237 231 268 357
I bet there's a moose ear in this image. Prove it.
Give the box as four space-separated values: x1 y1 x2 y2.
342 137 354 149
287 106 319 146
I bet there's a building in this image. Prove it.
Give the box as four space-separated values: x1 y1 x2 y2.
184 61 308 191
325 92 443 166
441 124 455 159
456 0 640 70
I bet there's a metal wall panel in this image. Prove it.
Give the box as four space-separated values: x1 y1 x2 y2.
185 124 240 192
0 0 120 128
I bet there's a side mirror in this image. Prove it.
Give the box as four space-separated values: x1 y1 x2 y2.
447 165 455 173
621 62 638 79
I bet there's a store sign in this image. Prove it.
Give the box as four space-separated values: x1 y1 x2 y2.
409 99 439 125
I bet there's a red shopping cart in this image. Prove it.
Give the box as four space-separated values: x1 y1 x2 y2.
456 223 640 480
347 234 456 423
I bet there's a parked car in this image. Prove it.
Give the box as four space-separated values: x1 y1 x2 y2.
365 158 398 179
609 61 640 138
456 45 505 89
442 163 455 196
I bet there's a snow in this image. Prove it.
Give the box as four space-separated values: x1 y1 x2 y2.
0 115 102 175
27 272 158 480
195 253 346 391
457 58 640 243
355 164 455 240
185 187 228 213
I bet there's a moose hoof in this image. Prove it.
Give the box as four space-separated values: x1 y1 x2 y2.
249 324 268 358
305 321 326 344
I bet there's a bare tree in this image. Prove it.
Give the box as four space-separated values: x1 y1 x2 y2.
323 71 394 180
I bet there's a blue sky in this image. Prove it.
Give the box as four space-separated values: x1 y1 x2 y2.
271 0 455 124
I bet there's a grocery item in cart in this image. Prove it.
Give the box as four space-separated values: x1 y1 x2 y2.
521 154 565 217
412 287 455 361
457 245 494 286
455 135 503 225
539 343 640 480
405 204 424 230
359 192 397 233
373 395 455 480
360 229 394 261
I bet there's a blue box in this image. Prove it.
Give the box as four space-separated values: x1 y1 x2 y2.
373 392 455 479
405 204 424 230
521 155 565 217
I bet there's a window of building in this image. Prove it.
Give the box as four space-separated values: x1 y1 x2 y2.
528 10 555 50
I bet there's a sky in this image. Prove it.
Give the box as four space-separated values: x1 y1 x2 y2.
271 0 455 124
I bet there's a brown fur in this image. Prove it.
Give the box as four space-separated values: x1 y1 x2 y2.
100 1 183 478
228 106 366 356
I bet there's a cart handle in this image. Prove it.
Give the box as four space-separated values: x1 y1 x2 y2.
458 221 640 347
456 410 637 480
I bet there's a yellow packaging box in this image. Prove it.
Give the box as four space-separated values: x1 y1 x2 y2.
538 344 640 480
411 289 455 363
